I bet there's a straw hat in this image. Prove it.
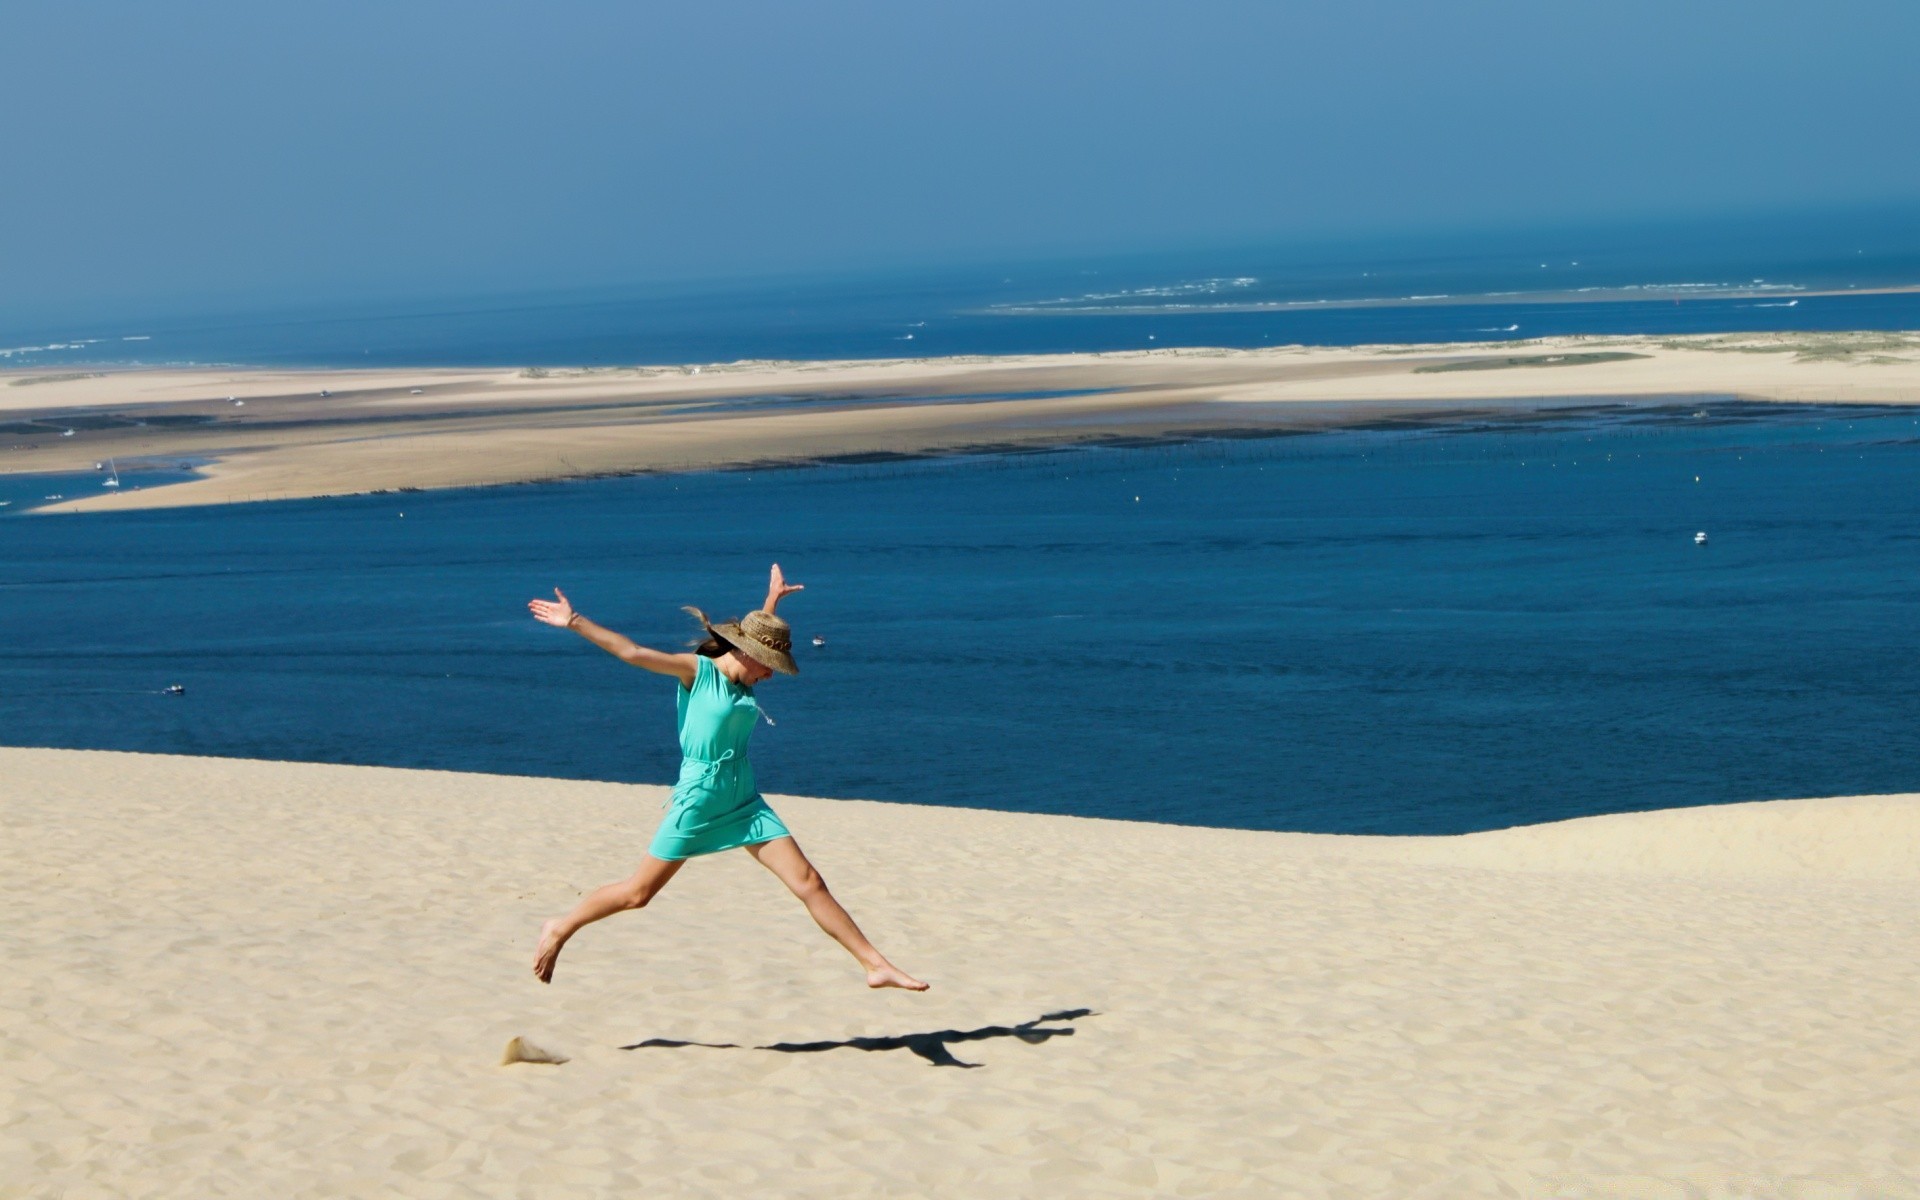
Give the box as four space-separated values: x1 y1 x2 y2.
686 606 799 675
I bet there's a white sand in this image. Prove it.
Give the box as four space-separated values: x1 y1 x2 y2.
5 747 1917 1196
7 333 1920 513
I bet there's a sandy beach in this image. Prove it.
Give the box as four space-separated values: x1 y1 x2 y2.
6 331 1920 513
5 746 1917 1197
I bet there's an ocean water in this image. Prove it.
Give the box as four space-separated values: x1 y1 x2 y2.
4 209 1918 369
8 401 1920 835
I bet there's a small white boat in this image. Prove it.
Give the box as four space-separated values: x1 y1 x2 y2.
102 458 121 488
811 636 826 647
1694 531 1708 545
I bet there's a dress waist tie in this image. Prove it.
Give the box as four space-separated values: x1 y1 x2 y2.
668 749 737 807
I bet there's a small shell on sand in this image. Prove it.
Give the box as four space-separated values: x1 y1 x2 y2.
501 1036 568 1066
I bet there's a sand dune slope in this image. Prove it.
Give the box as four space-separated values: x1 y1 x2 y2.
1350 792 1920 880
5 748 1918 1198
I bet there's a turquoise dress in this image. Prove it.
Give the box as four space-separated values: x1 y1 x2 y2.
648 655 791 861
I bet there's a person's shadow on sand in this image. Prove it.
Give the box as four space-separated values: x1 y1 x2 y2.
623 1008 1095 1068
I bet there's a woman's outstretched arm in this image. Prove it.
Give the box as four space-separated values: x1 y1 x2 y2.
528 588 697 687
762 563 804 615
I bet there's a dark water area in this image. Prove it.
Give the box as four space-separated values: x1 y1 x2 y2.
7 401 1920 835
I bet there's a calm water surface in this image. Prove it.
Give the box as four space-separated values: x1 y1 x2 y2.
7 209 1918 368
6 402 1920 834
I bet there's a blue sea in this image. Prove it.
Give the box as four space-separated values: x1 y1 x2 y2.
8 401 1920 835
6 213 1920 833
4 208 1920 368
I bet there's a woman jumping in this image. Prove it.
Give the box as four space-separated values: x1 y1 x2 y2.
526 564 928 991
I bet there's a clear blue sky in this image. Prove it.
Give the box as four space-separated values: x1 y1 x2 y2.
3 1 1916 319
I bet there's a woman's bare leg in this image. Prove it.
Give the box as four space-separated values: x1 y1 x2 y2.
533 855 686 983
745 837 928 991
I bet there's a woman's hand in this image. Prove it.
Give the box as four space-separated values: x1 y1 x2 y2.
529 590 692 682
528 587 578 628
764 563 804 613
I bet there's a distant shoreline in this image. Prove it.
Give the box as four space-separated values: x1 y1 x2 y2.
981 282 1920 317
4 331 1918 514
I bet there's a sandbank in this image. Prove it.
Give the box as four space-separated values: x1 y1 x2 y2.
5 747 1917 1195
4 331 1919 513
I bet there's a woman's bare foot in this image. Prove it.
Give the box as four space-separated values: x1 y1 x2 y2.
866 963 929 991
532 919 568 984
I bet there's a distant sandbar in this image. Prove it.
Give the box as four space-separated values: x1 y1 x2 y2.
4 331 1918 513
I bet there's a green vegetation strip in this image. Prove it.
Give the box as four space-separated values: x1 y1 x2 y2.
1414 352 1649 374
9 372 106 387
